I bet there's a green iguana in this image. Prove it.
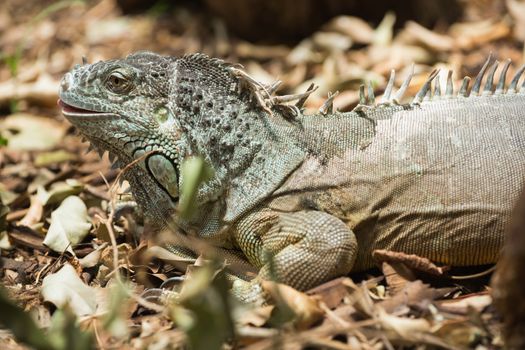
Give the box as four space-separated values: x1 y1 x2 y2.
58 52 525 302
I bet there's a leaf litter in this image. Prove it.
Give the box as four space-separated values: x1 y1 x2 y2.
1 0 523 349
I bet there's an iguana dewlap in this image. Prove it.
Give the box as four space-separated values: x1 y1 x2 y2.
58 52 525 301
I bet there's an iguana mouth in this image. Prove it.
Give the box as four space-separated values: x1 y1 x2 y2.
58 99 113 117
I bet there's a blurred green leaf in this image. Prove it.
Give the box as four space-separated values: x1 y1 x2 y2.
169 261 235 350
35 150 77 167
0 183 17 205
0 197 11 250
36 179 84 206
0 287 55 350
178 156 214 219
102 280 132 339
0 134 8 147
47 305 94 350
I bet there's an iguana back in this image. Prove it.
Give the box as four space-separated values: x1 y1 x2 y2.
271 94 525 270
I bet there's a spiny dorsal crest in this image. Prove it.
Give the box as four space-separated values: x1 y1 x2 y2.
354 55 525 111
173 54 525 121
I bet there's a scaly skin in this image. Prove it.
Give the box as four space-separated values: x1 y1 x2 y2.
59 52 525 303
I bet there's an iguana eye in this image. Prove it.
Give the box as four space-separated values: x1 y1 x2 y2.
105 71 132 93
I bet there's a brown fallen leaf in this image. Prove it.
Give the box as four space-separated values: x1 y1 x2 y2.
1 113 66 151
378 280 454 314
380 261 416 295
404 21 455 52
235 305 275 327
373 249 448 276
306 277 351 309
507 0 525 41
8 225 45 251
326 16 374 44
0 74 59 107
449 19 511 50
436 293 492 314
17 195 43 228
261 280 324 330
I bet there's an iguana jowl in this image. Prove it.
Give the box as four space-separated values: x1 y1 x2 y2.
59 52 525 301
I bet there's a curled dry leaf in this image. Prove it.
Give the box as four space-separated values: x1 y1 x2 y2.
43 195 92 255
380 261 416 295
437 293 493 314
377 280 453 314
312 32 353 52
449 19 511 50
373 249 447 276
0 74 60 108
404 21 455 52
377 307 431 339
79 242 108 268
261 280 324 330
17 195 43 228
36 179 84 206
41 263 97 317
507 0 525 40
327 16 374 44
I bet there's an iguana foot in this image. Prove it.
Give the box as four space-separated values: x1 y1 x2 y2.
234 209 358 293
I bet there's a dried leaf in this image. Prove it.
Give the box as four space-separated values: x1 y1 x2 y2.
1 113 66 151
378 308 431 339
78 242 108 268
43 196 92 255
372 12 396 46
437 293 492 314
262 281 324 330
327 16 374 44
404 21 455 51
36 179 84 206
41 263 97 317
17 195 44 227
507 0 525 40
373 249 447 276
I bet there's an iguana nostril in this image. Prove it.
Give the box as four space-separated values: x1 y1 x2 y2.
60 73 70 91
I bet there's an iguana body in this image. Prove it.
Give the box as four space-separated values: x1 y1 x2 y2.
59 52 525 300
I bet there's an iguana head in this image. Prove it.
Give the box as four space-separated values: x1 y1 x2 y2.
59 51 183 216
60 51 305 227
59 51 179 159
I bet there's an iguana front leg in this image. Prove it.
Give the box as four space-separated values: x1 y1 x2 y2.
232 209 358 303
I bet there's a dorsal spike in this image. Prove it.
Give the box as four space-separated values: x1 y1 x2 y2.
359 84 366 105
413 69 439 104
471 54 493 95
423 86 432 101
295 83 317 109
521 76 525 93
367 82 376 105
445 70 453 97
82 56 88 65
273 85 318 104
319 91 339 115
266 80 282 95
393 64 414 103
509 63 525 92
483 60 499 94
496 59 511 94
434 73 442 97
381 69 396 103
459 76 471 97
